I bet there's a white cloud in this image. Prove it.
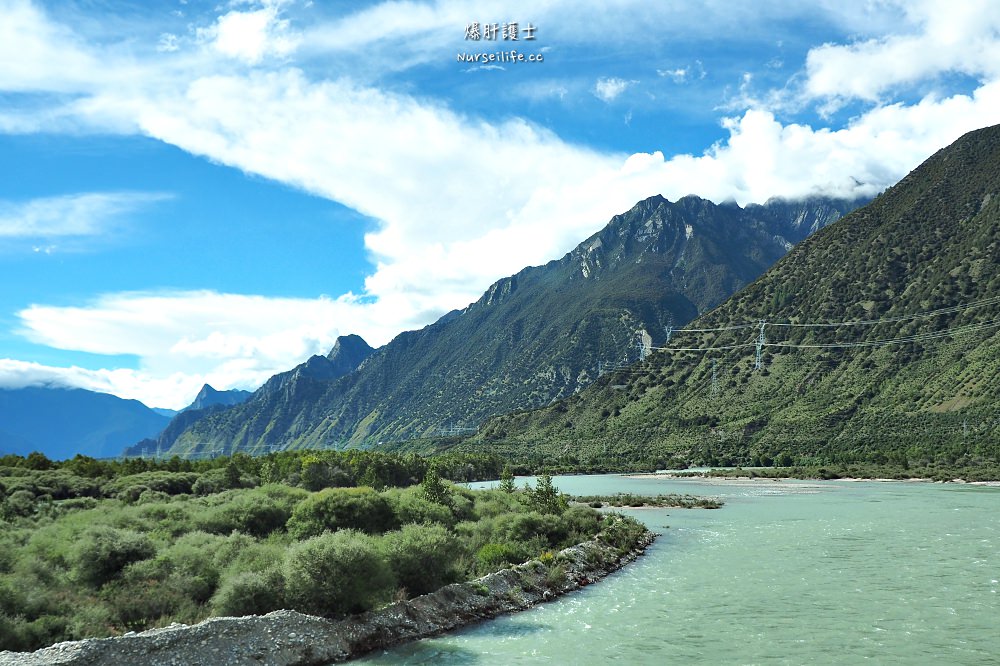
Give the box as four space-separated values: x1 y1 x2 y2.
0 0 103 93
124 70 623 325
0 192 169 249
15 289 410 409
658 67 688 82
593 77 635 102
200 3 299 64
608 86 1000 205
0 359 202 411
659 60 706 83
803 0 1000 105
157 33 180 53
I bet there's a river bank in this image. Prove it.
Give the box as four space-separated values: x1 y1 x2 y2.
632 472 1000 487
0 517 654 666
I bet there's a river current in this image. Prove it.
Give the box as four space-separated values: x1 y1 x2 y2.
357 474 999 665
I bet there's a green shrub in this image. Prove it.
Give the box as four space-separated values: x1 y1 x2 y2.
101 578 198 631
0 613 68 652
598 515 647 552
130 501 194 538
136 489 171 504
286 487 396 539
380 524 462 597
194 491 291 538
65 603 116 642
420 467 452 506
126 533 222 604
559 506 603 544
4 489 36 518
72 526 156 587
192 468 244 495
385 487 454 527
492 511 567 550
472 490 525 519
105 472 199 499
476 542 526 573
523 474 567 515
543 562 568 590
209 532 285 583
211 566 285 617
283 530 394 617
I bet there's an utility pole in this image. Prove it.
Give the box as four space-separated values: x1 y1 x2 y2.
637 335 648 362
711 358 718 396
755 320 767 370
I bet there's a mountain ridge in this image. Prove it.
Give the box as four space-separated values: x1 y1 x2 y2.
468 123 1000 468
125 335 376 456
0 387 172 460
165 193 864 456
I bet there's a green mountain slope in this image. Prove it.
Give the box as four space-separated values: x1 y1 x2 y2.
471 124 1000 469
167 195 860 455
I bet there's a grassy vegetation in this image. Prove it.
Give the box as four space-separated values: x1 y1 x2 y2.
570 493 723 509
0 453 618 652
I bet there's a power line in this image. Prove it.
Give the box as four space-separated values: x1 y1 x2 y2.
762 318 1000 349
675 294 1000 332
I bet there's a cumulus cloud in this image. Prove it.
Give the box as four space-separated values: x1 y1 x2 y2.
803 0 1000 105
199 2 299 64
593 77 635 102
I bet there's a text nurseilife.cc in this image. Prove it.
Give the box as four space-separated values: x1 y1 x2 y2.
458 22 544 65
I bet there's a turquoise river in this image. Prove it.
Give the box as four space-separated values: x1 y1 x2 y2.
356 474 999 665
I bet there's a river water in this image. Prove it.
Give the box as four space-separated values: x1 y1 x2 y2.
358 474 999 665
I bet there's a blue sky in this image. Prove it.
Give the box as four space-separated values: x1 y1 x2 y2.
1 0 998 409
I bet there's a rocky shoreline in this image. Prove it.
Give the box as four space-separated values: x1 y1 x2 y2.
0 521 655 666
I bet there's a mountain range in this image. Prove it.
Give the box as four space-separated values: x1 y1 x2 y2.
0 387 173 460
123 383 259 458
468 124 1000 468
161 194 863 456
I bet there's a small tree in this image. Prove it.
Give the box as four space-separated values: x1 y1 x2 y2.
498 465 516 494
524 474 567 515
421 466 452 506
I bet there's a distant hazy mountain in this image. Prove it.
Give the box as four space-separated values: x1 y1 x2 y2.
474 124 1000 468
165 194 863 455
0 387 172 460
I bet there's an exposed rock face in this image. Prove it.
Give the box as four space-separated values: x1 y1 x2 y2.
326 335 377 377
0 524 655 666
184 385 254 413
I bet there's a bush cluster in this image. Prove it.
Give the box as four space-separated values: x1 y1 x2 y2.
0 461 604 652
